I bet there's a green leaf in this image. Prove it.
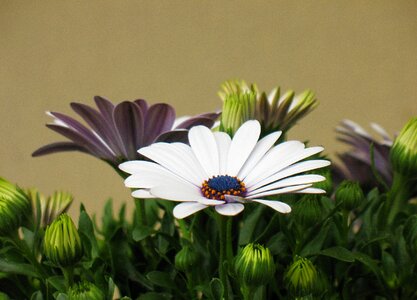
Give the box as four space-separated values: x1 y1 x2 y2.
107 277 115 300
78 210 99 258
353 252 383 281
316 247 355 262
266 232 288 256
239 205 264 245
55 294 68 300
0 259 39 277
299 221 330 256
146 271 176 289
46 275 66 293
209 278 224 300
30 291 43 300
132 225 154 242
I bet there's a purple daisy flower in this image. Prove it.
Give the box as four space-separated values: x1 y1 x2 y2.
333 119 393 189
33 96 219 166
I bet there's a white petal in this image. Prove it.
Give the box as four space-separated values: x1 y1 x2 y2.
124 164 187 188
119 160 158 175
214 132 231 175
243 140 305 186
131 189 154 198
150 180 202 202
245 145 324 188
197 198 225 206
188 125 219 176
226 120 261 176
215 203 245 216
252 199 291 213
248 175 325 195
173 202 208 219
249 160 330 191
238 131 281 179
139 143 206 185
294 187 326 194
246 184 312 199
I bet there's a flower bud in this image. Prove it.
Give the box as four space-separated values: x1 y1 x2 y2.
335 180 364 211
284 256 319 297
234 243 275 287
390 117 417 177
44 213 83 267
0 178 31 235
220 92 256 136
293 195 325 228
67 281 104 300
175 245 198 272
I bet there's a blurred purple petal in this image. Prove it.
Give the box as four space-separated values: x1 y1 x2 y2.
114 101 145 160
32 142 88 156
143 103 175 145
175 117 216 130
155 130 189 143
134 99 148 115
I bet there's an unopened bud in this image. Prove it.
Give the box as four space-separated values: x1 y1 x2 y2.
335 181 364 210
44 214 83 267
67 281 104 300
234 243 275 287
284 256 319 297
175 245 198 272
390 117 417 177
220 92 256 136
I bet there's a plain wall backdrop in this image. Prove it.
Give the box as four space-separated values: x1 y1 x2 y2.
1 1 416 218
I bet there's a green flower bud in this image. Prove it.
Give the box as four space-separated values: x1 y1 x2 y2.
0 178 31 235
293 195 325 228
234 243 275 287
390 117 417 177
44 213 83 267
335 180 364 211
67 281 104 300
284 256 319 297
175 245 198 272
381 251 399 290
220 92 256 136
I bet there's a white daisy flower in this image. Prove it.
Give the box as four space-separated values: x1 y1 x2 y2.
119 120 330 219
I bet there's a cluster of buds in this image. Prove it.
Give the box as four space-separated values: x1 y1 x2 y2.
219 80 318 137
26 189 73 227
43 213 83 267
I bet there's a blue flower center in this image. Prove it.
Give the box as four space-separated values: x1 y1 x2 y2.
201 175 246 200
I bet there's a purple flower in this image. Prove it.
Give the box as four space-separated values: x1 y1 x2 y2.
333 119 393 189
33 96 219 165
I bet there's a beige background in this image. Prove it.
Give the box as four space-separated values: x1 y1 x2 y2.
1 1 416 218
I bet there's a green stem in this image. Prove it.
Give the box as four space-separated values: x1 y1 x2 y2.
178 219 192 241
134 198 147 226
385 172 411 226
241 284 255 300
218 215 231 300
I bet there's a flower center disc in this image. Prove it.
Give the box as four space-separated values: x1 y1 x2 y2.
201 175 246 200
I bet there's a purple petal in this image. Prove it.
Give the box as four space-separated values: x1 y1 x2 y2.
134 99 149 116
70 102 124 157
94 96 115 122
46 124 114 160
143 103 176 145
114 101 145 160
32 142 88 156
174 117 216 130
155 130 189 143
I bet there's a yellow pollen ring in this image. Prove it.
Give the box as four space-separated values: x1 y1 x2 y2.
201 177 246 200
